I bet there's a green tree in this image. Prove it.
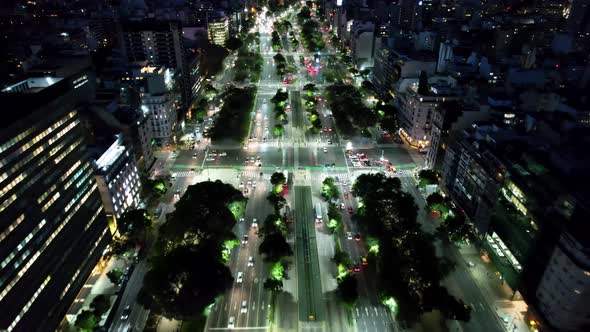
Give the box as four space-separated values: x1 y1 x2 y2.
270 172 287 186
273 124 286 137
75 310 97 331
137 246 234 320
437 213 472 244
225 36 244 51
426 192 445 207
137 181 245 319
321 177 340 200
259 231 292 263
106 268 124 285
326 204 342 232
90 294 110 317
337 274 359 306
418 70 429 95
263 278 283 292
267 193 287 213
418 169 439 187
273 53 286 64
271 89 289 104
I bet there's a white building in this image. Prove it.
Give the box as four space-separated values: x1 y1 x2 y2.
132 65 179 146
536 228 590 331
94 135 141 220
395 76 459 148
208 15 229 47
350 20 376 67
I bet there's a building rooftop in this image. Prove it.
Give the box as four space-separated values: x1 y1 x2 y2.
95 135 126 172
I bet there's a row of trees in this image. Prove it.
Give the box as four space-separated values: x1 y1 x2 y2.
209 86 257 142
426 192 473 245
351 173 471 323
137 181 247 320
325 83 376 138
234 41 263 82
270 88 289 137
302 83 322 133
297 6 325 52
260 172 293 293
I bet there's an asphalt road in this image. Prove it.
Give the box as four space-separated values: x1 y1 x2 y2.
205 171 272 331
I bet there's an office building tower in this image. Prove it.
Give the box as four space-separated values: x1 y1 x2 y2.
398 0 419 31
93 135 142 220
535 207 590 332
121 21 191 108
207 14 230 47
566 0 590 34
0 72 110 331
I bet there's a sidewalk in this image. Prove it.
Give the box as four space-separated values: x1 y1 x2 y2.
63 256 131 330
457 244 530 332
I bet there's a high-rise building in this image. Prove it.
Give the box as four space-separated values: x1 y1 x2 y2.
92 134 142 220
0 72 110 331
395 76 459 148
121 21 191 108
535 207 590 332
128 65 180 146
207 14 229 47
566 0 590 33
398 0 419 31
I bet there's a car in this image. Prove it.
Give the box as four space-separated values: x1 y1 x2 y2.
236 272 243 283
228 317 235 328
256 156 261 161
361 256 368 266
243 188 249 196
121 305 131 320
206 157 216 161
347 232 353 240
327 139 332 144
241 300 248 313
340 203 345 210
239 182 244 188
192 152 198 159
242 235 248 244
348 207 353 214
344 192 349 199
252 181 257 188
252 218 258 228
323 147 328 153
248 256 254 266
174 190 181 200
258 163 262 168
218 152 227 157
354 233 361 241
247 179 252 186
239 217 245 222
263 99 267 103
189 168 195 173
352 265 361 273
467 261 475 267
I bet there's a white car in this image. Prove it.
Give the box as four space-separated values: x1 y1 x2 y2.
236 272 243 283
252 181 257 188
252 219 258 228
242 235 248 244
248 256 254 267
323 147 328 153
347 232 353 240
241 300 248 313
228 316 235 328
218 152 227 157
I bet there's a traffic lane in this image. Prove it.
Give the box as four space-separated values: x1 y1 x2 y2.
239 177 271 328
205 147 292 169
344 147 415 169
109 260 148 332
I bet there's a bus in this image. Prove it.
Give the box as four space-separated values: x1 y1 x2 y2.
315 203 322 223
